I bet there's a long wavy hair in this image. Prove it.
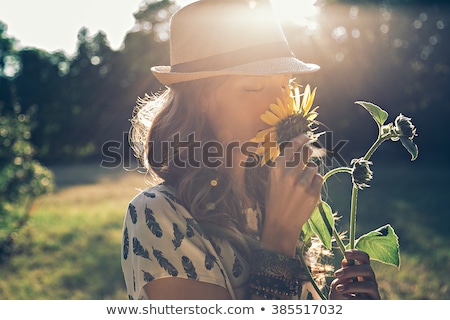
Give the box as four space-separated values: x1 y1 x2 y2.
129 77 333 287
130 77 261 258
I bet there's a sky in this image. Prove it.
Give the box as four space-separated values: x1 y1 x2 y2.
0 0 319 56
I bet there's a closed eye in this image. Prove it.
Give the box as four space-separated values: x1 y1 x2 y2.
245 87 264 92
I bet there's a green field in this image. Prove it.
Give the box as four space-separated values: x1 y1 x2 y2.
0 162 448 299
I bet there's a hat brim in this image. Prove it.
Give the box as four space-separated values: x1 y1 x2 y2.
151 57 320 86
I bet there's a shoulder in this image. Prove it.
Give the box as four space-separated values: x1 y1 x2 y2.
121 184 230 299
126 183 213 243
128 183 185 219
124 183 193 239
124 183 202 242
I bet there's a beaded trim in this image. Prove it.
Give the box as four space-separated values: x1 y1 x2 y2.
249 273 299 299
249 249 308 299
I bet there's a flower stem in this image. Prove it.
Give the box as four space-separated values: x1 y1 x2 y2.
349 185 359 249
322 167 353 182
333 227 347 256
320 135 392 262
349 134 391 250
319 169 352 257
364 133 393 161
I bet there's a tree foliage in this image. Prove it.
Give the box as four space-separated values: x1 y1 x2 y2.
283 2 449 162
0 105 54 262
0 0 175 261
0 0 448 167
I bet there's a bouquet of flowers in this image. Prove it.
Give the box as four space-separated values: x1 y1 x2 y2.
251 82 418 299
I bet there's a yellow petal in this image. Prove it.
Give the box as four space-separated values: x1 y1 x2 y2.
260 144 272 166
287 99 296 115
300 84 311 113
277 97 292 117
269 103 284 119
255 145 265 155
310 106 320 113
304 87 317 114
307 112 319 121
269 145 280 162
270 101 288 119
277 97 284 109
284 86 291 102
251 128 273 142
261 111 281 126
293 84 301 112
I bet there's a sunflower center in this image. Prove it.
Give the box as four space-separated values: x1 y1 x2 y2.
276 114 313 145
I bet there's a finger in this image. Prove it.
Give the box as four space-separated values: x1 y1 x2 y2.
333 281 380 300
334 292 370 300
297 161 318 181
329 279 357 300
279 135 311 168
296 162 323 197
344 249 370 265
284 144 315 171
329 273 380 300
335 264 376 282
311 172 323 192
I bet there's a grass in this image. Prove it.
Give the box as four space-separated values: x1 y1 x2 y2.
0 161 448 299
0 164 149 300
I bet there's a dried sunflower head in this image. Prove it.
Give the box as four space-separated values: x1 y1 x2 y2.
350 157 373 189
394 113 417 141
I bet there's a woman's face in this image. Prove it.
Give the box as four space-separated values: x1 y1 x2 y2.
205 75 290 145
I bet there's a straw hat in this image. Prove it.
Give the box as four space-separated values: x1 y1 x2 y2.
151 0 320 85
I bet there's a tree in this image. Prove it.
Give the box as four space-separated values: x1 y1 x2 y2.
0 104 54 263
0 21 17 112
13 48 72 160
283 1 449 161
86 0 175 161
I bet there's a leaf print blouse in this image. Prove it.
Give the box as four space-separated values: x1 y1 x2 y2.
121 183 252 300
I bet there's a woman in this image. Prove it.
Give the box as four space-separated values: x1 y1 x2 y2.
122 0 380 300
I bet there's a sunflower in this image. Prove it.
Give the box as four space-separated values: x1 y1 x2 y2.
251 82 321 166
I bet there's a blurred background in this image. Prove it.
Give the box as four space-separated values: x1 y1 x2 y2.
0 0 449 299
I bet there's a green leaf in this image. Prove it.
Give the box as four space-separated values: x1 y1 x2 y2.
399 136 418 161
355 101 389 127
301 219 314 244
355 224 400 268
308 201 334 250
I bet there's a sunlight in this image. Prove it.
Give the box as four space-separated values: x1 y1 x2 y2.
174 0 321 33
173 0 322 37
271 0 321 27
176 0 321 27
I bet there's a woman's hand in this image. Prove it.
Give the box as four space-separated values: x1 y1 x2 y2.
260 134 323 257
329 249 381 300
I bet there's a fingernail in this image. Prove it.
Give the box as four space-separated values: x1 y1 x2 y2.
336 284 345 292
334 270 344 278
345 249 355 257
